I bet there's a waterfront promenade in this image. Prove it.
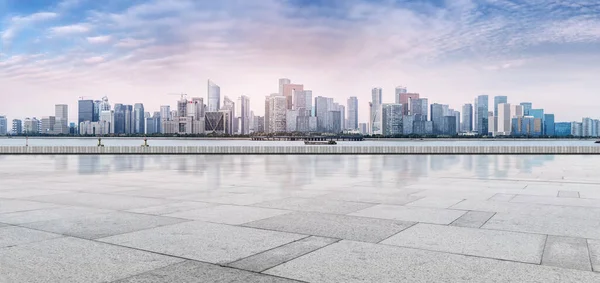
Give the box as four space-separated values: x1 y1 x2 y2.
0 155 599 282
2 145 600 154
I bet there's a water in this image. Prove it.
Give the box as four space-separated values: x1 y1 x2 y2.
0 137 597 147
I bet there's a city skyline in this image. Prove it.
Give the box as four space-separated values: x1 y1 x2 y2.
2 0 600 121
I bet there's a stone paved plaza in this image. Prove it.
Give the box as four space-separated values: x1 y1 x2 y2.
1 155 600 282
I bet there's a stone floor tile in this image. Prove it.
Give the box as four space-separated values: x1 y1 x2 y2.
99 221 306 264
25 192 176 210
228 236 340 272
126 201 217 216
482 213 600 239
488 193 517 201
450 210 496 228
0 206 112 224
558 191 581 198
382 223 545 263
405 197 464 208
542 236 592 271
452 199 600 220
164 205 291 225
114 260 302 283
0 226 62 248
244 211 413 243
22 211 188 239
0 199 59 214
322 191 422 205
252 197 375 214
349 204 466 225
511 195 600 208
0 237 183 283
0 189 72 199
265 240 600 283
109 188 199 198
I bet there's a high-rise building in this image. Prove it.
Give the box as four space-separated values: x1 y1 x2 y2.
475 95 489 135
430 103 445 134
93 100 102 122
11 119 22 135
582 117 593 137
40 116 56 134
207 80 221 112
496 103 511 135
133 103 145 134
544 114 555 136
282 83 304 110
113 104 125 134
449 109 460 134
236 95 250 135
23 118 40 134
382 103 403 136
124 105 133 134
0 116 7 135
78 100 95 129
510 104 524 118
461 104 473 133
160 106 171 121
493 96 507 117
554 122 572 137
278 78 291 96
397 91 420 116
266 95 287 133
347 97 358 130
520 102 532 116
411 98 428 121
315 96 331 132
146 112 161 134
571 122 583 137
369 88 383 135
205 112 225 134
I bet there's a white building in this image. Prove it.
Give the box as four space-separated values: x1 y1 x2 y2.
496 103 511 135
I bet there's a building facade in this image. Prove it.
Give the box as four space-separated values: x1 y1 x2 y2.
207 80 221 112
461 104 473 133
381 103 403 136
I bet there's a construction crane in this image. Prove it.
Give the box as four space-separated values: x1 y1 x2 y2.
167 93 188 100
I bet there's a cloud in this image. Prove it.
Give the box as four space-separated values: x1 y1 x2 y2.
83 56 105 64
49 24 91 35
114 38 155 48
86 35 112 44
1 12 58 44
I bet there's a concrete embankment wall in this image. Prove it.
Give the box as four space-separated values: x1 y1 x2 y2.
1 146 600 155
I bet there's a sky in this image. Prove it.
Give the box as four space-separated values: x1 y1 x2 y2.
2 0 600 123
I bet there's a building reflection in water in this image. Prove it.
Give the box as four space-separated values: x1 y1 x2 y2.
0 154 562 187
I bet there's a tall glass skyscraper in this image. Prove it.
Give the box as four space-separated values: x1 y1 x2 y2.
520 102 532 116
382 103 403 136
370 88 383 135
78 99 95 126
207 80 221 112
544 114 555 136
347 97 358 130
134 103 145 134
475 95 489 135
493 96 507 117
461 103 473 132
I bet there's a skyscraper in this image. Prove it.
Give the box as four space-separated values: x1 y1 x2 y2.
497 103 511 135
315 96 331 132
475 95 489 135
267 95 287 133
78 99 95 127
493 96 507 117
160 106 171 121
282 83 304 110
113 104 125 134
207 80 221 112
347 97 358 130
461 104 473 133
394 86 407 104
236 95 250 135
370 88 383 135
12 119 22 135
520 102 532 116
411 98 428 121
0 116 7 135
430 103 445 134
397 91 420 116
134 103 145 134
544 114 555 136
278 78 291 96
382 103 403 136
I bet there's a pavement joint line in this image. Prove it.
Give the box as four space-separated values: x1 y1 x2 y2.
478 212 497 228
376 240 549 267
258 238 343 274
585 239 595 272
375 222 418 245
540 235 550 265
226 234 313 268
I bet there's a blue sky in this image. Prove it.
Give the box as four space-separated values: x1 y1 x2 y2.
2 0 600 122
